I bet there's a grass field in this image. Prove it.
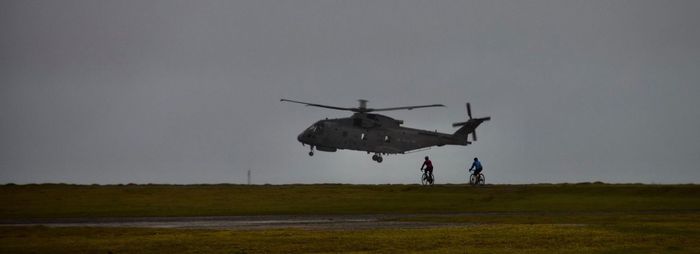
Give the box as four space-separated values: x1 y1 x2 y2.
1 183 699 253
2 183 698 218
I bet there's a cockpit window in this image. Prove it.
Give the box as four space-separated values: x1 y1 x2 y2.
307 125 317 132
309 122 325 134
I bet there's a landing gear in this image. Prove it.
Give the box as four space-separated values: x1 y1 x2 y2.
308 146 314 156
371 154 383 163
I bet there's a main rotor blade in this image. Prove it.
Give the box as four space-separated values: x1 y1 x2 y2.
280 99 357 112
369 104 446 112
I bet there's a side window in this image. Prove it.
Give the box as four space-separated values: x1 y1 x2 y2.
360 133 367 140
384 135 391 143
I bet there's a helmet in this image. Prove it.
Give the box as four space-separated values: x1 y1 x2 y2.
425 156 429 160
474 157 478 161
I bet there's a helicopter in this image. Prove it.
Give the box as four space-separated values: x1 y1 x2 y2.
281 99 491 163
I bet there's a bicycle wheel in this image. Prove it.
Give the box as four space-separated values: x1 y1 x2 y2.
478 173 485 185
428 174 434 185
421 173 428 185
469 174 477 185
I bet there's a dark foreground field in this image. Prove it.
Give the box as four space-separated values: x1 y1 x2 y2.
1 183 699 253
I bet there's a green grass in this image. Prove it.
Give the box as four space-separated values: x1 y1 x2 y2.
1 215 699 253
1 183 699 218
1 183 699 253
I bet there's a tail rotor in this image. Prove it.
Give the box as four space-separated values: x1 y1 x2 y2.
452 102 490 143
467 103 472 120
466 103 476 141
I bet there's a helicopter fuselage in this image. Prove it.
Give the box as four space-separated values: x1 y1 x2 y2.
297 113 467 155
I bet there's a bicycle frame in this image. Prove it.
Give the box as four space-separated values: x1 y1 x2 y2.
469 172 485 185
421 171 434 185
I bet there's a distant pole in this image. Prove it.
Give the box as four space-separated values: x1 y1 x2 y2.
247 169 251 185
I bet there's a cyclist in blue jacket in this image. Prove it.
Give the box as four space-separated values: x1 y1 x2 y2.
468 157 483 175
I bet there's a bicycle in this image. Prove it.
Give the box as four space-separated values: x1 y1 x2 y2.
421 170 434 185
469 171 485 186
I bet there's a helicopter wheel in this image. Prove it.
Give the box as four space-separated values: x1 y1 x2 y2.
308 151 314 156
371 154 383 163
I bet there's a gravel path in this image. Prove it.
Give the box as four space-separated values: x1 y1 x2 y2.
0 214 462 230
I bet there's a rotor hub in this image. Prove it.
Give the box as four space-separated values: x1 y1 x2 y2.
358 99 368 111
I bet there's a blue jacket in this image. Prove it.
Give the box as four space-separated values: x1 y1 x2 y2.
470 160 482 170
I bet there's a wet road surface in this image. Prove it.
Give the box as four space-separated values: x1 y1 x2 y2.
0 214 459 230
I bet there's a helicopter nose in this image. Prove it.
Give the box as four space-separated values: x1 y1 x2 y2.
297 132 307 143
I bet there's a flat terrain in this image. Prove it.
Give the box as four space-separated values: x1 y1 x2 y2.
2 183 698 218
1 183 699 253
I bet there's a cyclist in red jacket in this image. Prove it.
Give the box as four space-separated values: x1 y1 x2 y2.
421 156 434 180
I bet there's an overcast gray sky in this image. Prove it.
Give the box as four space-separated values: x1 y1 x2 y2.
2 0 699 184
